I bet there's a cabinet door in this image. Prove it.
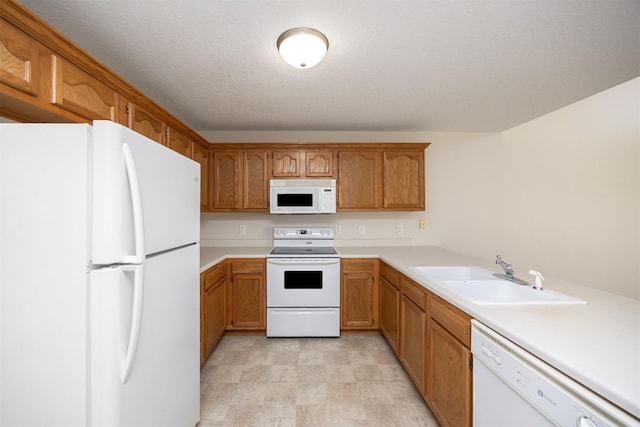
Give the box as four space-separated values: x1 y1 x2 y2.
379 275 399 355
191 143 209 211
228 260 265 330
305 150 334 177
212 151 242 210
0 20 39 97
243 151 269 210
383 151 425 210
427 319 472 427
50 55 118 121
337 151 381 210
400 294 427 394
204 274 226 357
272 150 302 178
167 127 192 158
126 102 164 144
341 259 379 329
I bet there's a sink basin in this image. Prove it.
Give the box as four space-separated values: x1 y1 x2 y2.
442 279 586 305
410 265 586 305
410 266 494 281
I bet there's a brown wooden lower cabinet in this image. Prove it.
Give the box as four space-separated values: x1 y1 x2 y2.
340 258 379 329
227 259 266 330
200 261 227 364
399 276 428 395
426 295 473 427
379 262 400 355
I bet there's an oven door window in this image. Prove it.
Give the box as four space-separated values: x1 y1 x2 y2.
284 270 322 289
277 193 313 207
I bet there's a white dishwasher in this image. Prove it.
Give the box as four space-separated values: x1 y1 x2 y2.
471 320 639 427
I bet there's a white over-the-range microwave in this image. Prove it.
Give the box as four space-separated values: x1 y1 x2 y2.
269 179 336 214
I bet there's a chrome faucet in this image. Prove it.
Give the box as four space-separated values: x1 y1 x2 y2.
495 255 514 279
494 255 530 285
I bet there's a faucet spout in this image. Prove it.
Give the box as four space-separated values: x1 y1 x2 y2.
495 255 514 279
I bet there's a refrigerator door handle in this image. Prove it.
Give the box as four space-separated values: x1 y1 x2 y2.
121 264 144 384
121 143 146 264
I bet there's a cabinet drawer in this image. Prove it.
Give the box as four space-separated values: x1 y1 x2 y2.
203 262 226 291
429 295 471 348
231 261 264 274
380 262 400 289
342 259 376 273
400 276 427 311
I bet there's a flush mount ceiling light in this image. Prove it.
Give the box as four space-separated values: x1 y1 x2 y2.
277 27 329 69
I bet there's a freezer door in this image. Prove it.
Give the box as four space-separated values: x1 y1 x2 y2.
92 121 200 264
90 244 200 427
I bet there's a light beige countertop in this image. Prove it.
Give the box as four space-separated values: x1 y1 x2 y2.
200 245 640 419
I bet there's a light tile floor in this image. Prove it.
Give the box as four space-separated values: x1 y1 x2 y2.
199 334 440 426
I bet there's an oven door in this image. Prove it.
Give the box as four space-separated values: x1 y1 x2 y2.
266 258 340 307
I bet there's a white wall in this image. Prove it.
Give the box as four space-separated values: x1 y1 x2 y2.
429 78 639 299
200 77 640 299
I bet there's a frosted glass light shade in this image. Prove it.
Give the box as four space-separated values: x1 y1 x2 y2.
277 28 329 69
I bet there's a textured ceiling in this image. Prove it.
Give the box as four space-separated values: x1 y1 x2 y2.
19 0 640 133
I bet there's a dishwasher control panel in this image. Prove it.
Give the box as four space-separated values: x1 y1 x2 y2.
471 321 638 427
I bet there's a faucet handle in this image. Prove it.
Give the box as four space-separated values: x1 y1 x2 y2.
528 270 544 290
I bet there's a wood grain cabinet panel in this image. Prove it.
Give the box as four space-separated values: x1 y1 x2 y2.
426 295 473 427
242 151 269 210
202 262 227 363
167 127 192 158
227 259 265 330
191 143 209 211
383 151 425 210
304 150 334 177
272 150 302 177
341 259 379 329
379 262 401 355
0 20 39 96
126 102 164 144
50 55 118 121
400 292 427 394
337 151 381 210
212 151 242 210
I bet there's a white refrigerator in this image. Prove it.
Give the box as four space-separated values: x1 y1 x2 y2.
0 121 200 427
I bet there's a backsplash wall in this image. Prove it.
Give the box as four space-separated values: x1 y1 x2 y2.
200 211 435 247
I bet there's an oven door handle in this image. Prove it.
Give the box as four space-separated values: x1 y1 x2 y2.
267 258 340 265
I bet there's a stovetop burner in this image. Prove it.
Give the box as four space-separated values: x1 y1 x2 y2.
269 246 338 256
268 226 338 258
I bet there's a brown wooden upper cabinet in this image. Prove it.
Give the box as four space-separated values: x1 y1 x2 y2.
0 20 40 98
337 150 382 210
124 101 165 144
337 146 428 211
166 126 192 158
271 149 335 178
383 151 425 210
50 55 118 121
211 150 269 211
192 143 209 211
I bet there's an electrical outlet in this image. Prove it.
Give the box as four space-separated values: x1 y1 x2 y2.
239 224 246 235
358 225 365 235
396 224 404 235
419 218 426 229
335 225 342 234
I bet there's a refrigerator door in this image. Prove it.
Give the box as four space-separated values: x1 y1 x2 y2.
90 244 200 427
92 121 200 265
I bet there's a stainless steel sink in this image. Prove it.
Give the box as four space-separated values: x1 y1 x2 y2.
410 266 585 305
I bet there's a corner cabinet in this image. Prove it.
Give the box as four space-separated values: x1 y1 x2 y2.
227 259 266 330
340 258 380 330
